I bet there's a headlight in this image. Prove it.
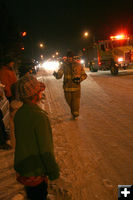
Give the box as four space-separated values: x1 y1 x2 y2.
42 61 59 71
80 59 84 64
118 57 124 62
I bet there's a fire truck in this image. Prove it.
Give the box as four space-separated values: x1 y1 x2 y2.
87 34 133 75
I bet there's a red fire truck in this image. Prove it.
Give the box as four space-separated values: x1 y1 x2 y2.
88 34 133 75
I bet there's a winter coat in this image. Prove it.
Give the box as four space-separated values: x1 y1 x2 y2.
55 60 87 92
0 66 17 98
14 103 59 180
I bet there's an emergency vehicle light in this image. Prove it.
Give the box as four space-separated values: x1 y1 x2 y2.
110 34 128 40
118 57 124 62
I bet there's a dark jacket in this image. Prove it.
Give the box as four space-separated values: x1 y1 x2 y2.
14 103 59 180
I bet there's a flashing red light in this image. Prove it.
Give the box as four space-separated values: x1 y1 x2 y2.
82 48 86 51
110 34 129 40
21 47 24 50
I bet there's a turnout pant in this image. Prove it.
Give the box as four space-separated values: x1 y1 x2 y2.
64 90 81 117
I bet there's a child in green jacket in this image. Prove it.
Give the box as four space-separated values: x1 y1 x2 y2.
14 75 59 200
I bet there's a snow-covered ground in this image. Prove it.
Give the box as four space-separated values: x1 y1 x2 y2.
36 69 133 200
0 68 133 200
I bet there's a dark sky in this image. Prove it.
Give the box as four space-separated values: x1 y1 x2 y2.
4 0 133 56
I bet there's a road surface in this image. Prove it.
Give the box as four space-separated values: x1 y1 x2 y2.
37 69 133 200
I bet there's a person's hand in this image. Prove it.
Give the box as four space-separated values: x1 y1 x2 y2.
53 71 57 77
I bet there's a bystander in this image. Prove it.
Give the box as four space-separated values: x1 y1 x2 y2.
14 75 59 200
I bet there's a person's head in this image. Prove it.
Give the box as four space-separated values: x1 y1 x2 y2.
17 75 45 103
18 65 33 78
4 56 15 69
67 51 74 63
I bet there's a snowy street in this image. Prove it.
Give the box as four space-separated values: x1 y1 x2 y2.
0 69 133 200
37 69 133 200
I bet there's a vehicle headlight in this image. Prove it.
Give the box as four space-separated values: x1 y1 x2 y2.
80 59 84 64
42 61 59 71
118 57 124 62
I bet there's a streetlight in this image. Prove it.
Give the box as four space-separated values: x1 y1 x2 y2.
21 47 25 51
40 54 44 59
20 31 27 37
40 43 44 48
84 31 89 38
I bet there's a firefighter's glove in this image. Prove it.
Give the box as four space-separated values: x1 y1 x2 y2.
53 71 57 78
72 77 81 84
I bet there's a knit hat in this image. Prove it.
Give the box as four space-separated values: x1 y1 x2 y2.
18 75 45 100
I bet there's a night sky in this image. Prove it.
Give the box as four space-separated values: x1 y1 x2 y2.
4 0 133 57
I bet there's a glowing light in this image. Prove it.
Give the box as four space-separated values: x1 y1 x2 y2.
63 56 67 61
118 57 124 62
80 59 85 64
42 61 60 71
21 32 27 37
110 34 128 40
37 64 41 69
40 43 44 48
84 32 89 37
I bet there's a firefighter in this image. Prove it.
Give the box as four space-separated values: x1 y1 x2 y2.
53 51 87 119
